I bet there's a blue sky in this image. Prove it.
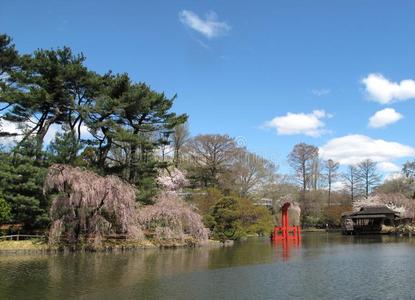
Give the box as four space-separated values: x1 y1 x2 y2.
2 0 415 175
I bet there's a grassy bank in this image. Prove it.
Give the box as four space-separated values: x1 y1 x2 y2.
0 239 226 254
301 228 327 232
0 240 51 253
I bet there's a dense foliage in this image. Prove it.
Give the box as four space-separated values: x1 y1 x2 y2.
0 151 49 229
0 195 11 224
0 34 276 241
1 32 414 242
197 192 274 241
205 197 242 241
0 33 187 231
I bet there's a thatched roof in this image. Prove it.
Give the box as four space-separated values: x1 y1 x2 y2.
354 206 398 216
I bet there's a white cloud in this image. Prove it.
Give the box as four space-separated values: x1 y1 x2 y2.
0 119 21 147
331 181 346 191
368 108 403 128
378 162 401 173
179 10 230 39
362 73 415 104
384 172 404 182
44 124 61 144
265 110 331 137
320 134 415 166
0 119 91 147
311 89 330 96
0 119 20 135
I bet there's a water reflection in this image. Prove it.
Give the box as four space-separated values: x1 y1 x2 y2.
2 233 415 299
272 238 301 261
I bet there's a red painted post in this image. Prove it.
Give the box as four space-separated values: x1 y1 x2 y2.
273 206 302 260
272 202 301 241
282 203 288 240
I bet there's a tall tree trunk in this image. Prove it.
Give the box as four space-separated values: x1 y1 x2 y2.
35 113 61 159
328 168 331 207
302 161 307 213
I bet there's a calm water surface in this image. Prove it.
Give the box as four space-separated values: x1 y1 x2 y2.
1 233 415 299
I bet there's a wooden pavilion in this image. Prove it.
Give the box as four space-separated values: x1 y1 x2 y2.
342 206 400 235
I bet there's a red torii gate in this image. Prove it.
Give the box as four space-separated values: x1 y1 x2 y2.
271 202 301 241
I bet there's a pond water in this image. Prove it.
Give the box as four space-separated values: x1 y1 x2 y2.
1 233 415 299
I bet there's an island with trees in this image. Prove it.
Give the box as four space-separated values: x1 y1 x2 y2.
1 33 415 251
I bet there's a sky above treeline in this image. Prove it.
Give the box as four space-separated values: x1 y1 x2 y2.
2 0 415 176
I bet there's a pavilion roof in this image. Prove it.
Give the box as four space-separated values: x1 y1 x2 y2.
354 206 397 216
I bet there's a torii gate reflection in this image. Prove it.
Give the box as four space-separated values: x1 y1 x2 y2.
272 236 301 261
271 202 301 261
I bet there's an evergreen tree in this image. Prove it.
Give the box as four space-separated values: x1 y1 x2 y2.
0 33 188 223
85 74 187 203
0 149 49 228
0 194 11 224
47 129 83 164
2 46 99 156
0 34 18 77
0 34 19 139
206 196 242 241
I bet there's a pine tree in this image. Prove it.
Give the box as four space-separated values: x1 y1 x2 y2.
84 73 187 203
2 46 99 155
0 149 49 228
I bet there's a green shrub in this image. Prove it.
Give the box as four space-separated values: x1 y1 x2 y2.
205 195 274 241
207 196 243 241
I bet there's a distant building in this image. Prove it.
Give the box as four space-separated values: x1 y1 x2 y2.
254 198 273 208
341 206 411 235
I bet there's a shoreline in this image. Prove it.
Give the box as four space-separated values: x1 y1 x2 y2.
0 239 231 255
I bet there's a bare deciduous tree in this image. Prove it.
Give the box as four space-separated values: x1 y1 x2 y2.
309 157 323 191
375 172 415 199
231 150 278 197
324 159 339 206
399 160 415 199
185 134 238 187
342 165 360 202
356 159 381 198
287 143 319 202
172 122 190 167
